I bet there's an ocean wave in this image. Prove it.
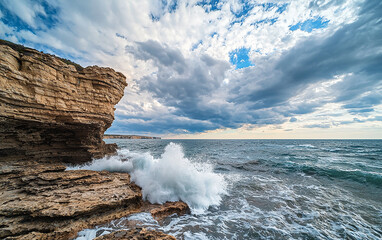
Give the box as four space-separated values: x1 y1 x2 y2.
288 164 382 186
298 144 316 148
67 142 227 213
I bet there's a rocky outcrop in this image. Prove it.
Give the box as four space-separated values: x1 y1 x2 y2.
150 201 190 221
0 41 189 239
0 41 127 163
94 228 176 240
0 162 143 239
0 159 189 239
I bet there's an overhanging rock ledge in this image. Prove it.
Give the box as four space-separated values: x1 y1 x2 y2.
0 42 127 163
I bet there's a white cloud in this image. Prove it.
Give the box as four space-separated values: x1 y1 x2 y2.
0 0 380 137
1 0 46 28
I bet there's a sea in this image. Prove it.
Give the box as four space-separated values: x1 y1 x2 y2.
69 139 382 240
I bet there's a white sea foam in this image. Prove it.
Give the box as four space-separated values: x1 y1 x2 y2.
75 228 112 240
74 213 159 240
299 144 315 148
67 143 227 213
67 152 133 172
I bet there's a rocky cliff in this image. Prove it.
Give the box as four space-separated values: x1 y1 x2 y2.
0 41 127 163
0 41 189 239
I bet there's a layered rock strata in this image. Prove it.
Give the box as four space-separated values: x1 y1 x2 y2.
0 41 127 163
0 162 143 239
150 201 190 221
0 160 188 239
0 41 188 239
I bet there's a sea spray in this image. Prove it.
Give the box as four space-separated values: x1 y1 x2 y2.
67 142 227 212
67 151 133 172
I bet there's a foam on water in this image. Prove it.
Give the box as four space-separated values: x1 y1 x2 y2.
76 228 113 240
67 142 227 212
75 213 160 240
70 140 382 239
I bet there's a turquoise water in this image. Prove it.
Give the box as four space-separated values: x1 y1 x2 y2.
75 139 382 239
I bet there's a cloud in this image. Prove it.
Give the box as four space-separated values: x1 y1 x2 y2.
0 0 44 28
128 40 232 129
1 0 381 137
127 40 187 74
225 0 381 123
304 123 331 129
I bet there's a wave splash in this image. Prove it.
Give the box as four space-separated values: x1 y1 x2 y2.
67 142 226 212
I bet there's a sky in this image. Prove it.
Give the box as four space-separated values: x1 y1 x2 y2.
1 0 381 139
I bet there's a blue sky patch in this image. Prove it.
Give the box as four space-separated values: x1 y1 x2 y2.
150 0 178 21
0 1 59 33
167 0 178 13
231 1 254 18
229 48 253 69
150 13 161 21
276 4 288 13
289 17 329 32
191 40 203 50
197 0 221 12
261 2 276 11
260 3 288 13
253 17 278 26
0 8 33 32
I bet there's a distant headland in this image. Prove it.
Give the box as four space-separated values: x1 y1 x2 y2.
104 134 161 139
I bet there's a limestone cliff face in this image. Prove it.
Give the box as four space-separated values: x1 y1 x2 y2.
0 43 127 163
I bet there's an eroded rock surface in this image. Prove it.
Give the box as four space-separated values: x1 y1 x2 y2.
0 42 127 163
94 228 176 240
0 162 143 239
0 159 190 239
0 41 188 240
150 201 191 221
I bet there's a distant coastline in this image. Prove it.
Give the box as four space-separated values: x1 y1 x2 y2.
104 134 161 139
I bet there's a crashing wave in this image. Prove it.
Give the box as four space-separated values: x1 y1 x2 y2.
67 142 227 213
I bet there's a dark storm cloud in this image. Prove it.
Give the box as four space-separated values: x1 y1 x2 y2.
339 87 382 115
127 40 186 74
127 40 233 131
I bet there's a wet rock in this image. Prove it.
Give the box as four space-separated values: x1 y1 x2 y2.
150 201 191 221
94 228 176 240
0 161 143 239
